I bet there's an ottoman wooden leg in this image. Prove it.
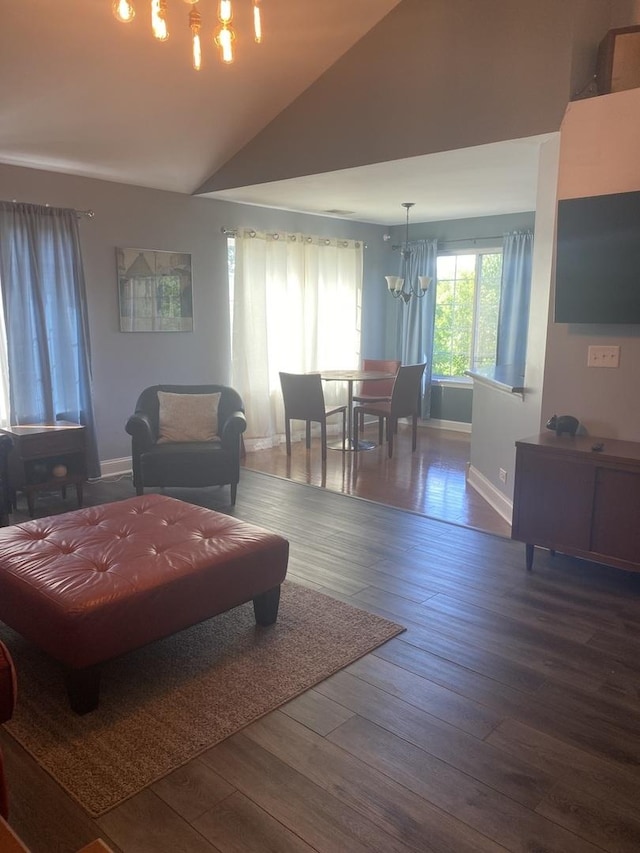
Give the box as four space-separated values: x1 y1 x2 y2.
253 585 281 626
65 665 101 715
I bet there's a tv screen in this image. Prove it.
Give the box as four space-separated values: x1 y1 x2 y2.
555 190 640 324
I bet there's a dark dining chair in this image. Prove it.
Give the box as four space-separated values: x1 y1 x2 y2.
279 372 347 461
353 362 426 458
353 358 400 431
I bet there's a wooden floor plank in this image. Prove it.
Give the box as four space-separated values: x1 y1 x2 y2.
192 791 317 853
314 669 551 809
151 759 236 823
536 782 640 853
325 714 603 853
487 718 640 813
237 713 508 853
96 789 213 853
199 732 425 853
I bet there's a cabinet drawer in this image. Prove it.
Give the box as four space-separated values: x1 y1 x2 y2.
512 449 595 550
592 467 640 563
17 428 85 458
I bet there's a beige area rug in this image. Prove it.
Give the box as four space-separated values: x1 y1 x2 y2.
0 582 404 818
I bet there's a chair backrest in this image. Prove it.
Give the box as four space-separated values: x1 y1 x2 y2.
359 359 401 397
279 372 327 421
390 363 427 418
134 385 244 438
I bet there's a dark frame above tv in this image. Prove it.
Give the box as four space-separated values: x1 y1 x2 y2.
555 190 640 324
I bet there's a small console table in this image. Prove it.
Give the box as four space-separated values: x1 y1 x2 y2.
0 423 87 517
512 433 640 573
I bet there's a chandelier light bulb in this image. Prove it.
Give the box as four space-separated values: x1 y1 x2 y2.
192 32 202 68
253 0 262 42
189 4 202 70
151 0 169 40
215 24 234 63
113 0 136 23
218 0 232 25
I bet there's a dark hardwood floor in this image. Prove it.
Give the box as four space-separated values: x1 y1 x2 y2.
2 467 640 852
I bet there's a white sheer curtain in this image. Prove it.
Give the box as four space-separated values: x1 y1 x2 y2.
231 230 363 450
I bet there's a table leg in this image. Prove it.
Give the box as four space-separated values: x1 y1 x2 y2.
329 380 376 452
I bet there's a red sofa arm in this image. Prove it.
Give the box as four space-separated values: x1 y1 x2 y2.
0 640 16 820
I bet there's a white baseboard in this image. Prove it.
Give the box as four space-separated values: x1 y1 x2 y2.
467 464 513 526
361 417 471 434
421 418 471 434
97 457 132 479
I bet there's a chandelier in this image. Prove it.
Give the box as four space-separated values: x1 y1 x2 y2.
386 202 431 303
111 1 263 69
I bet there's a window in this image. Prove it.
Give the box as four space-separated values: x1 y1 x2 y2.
228 230 363 448
432 250 503 378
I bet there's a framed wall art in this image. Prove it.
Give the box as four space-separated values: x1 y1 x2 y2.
117 247 193 332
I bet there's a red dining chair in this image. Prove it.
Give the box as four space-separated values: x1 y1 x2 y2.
354 363 426 458
353 359 400 432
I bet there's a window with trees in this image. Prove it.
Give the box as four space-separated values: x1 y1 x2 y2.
432 250 503 378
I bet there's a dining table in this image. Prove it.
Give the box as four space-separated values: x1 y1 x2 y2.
317 368 396 451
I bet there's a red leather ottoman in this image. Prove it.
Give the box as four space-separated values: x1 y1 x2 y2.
0 495 289 713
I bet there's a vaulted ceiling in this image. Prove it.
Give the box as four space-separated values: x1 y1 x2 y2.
1 1 630 225
0 1 400 194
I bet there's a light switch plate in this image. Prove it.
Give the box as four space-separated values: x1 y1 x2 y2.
587 345 620 367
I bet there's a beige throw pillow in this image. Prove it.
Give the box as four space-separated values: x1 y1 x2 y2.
157 391 221 443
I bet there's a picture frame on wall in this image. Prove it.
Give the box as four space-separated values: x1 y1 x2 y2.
117 247 193 332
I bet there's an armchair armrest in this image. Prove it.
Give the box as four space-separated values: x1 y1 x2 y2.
220 411 247 452
125 413 156 452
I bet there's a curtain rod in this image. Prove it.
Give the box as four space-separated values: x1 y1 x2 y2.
221 227 367 247
3 199 94 219
439 231 532 246
441 235 504 244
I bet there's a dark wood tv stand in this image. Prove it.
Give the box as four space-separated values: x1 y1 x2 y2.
512 433 640 573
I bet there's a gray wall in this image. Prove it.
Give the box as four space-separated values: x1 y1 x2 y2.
0 163 387 466
542 88 640 442
198 0 573 192
430 385 474 424
468 136 561 503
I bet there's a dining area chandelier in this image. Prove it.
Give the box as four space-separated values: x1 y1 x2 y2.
111 0 263 68
386 202 431 304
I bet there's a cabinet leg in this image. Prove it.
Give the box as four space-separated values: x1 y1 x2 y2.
525 543 534 571
26 492 35 518
76 481 84 508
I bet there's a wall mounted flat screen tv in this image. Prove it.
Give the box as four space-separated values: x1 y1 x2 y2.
555 190 640 324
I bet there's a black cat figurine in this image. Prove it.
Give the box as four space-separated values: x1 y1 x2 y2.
546 414 579 437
